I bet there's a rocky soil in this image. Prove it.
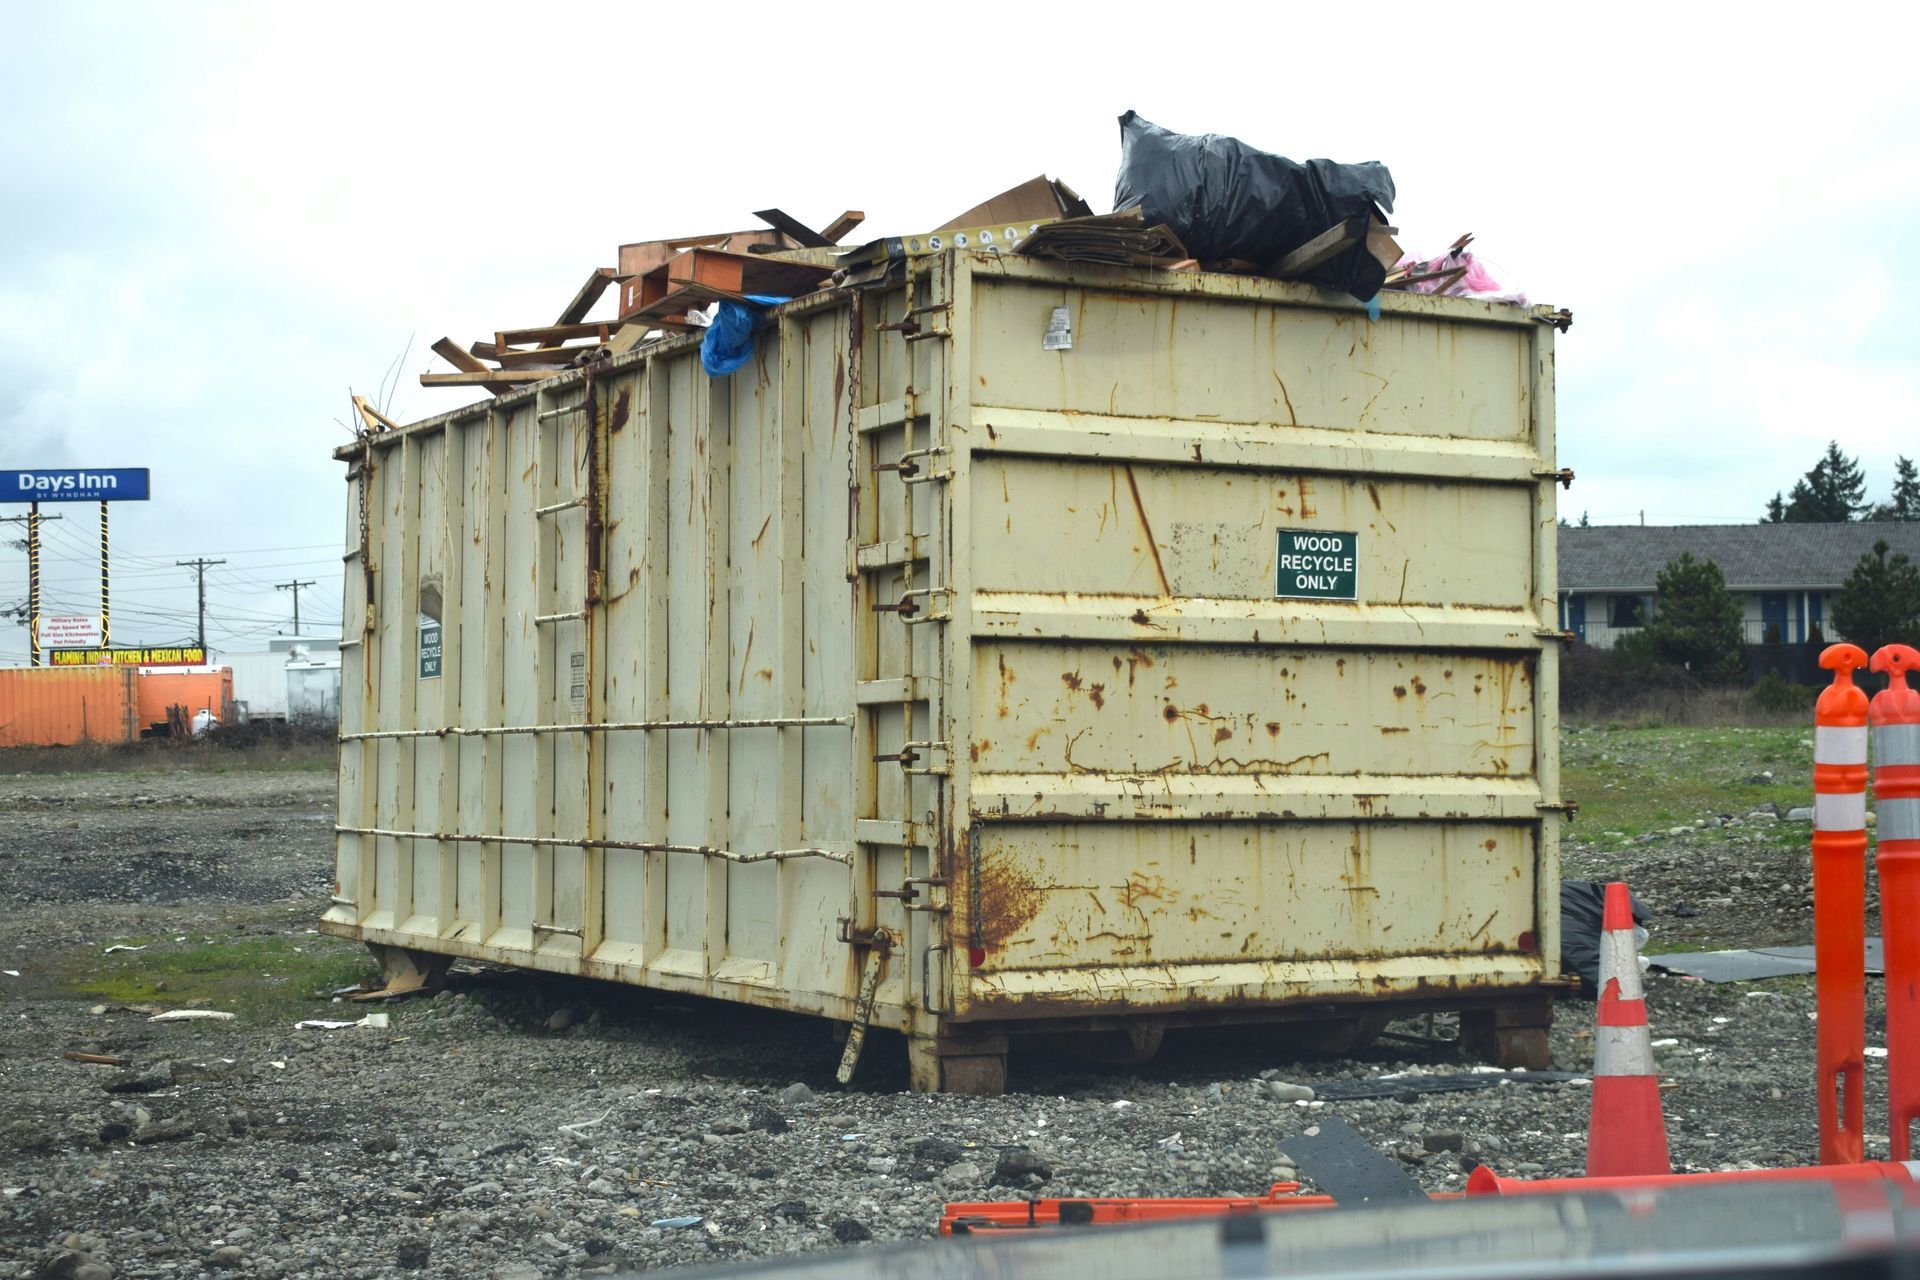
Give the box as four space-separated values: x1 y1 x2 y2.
0 729 1885 1278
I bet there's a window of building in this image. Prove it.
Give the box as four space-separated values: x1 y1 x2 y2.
1609 595 1646 628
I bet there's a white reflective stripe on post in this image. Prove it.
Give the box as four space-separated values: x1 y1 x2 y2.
1817 724 1870 763
1879 797 1920 843
1599 928 1644 1000
1594 1025 1656 1078
1816 791 1868 831
1873 723 1920 763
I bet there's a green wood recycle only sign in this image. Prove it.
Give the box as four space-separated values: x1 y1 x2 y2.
1275 528 1358 600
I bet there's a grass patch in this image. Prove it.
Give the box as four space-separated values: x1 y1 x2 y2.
1562 725 1812 835
65 930 376 1024
2 737 336 776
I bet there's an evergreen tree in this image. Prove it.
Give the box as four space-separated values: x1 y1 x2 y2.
1578 511 1591 528
1871 456 1920 522
1616 553 1745 685
1783 440 1869 522
1763 492 1786 523
1832 541 1920 657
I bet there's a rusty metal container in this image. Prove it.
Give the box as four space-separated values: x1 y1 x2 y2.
324 252 1569 1089
0 666 138 747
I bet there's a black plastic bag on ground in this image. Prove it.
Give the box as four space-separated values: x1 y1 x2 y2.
1561 879 1652 999
1112 111 1396 300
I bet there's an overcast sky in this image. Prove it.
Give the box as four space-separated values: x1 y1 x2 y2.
3 5 1917 664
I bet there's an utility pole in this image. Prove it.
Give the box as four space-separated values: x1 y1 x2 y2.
3 510 63 666
177 558 226 651
276 578 317 636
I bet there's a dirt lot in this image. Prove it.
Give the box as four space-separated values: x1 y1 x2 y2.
0 727 1887 1279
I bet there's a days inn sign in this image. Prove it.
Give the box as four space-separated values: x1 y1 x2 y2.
2 468 151 503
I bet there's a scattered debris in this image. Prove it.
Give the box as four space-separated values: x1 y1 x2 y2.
61 1052 130 1067
651 1216 703 1230
147 1009 236 1023
294 1012 390 1031
102 943 148 954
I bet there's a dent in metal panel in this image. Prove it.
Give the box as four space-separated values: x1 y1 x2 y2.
969 644 1533 779
971 457 1534 610
725 340 781 965
969 821 1537 974
970 279 1531 442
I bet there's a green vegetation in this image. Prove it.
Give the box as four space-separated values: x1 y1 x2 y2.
66 930 374 1024
1832 539 1920 659
1561 724 1810 836
1614 552 1746 685
2 737 335 776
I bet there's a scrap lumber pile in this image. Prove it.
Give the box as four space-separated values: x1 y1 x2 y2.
413 114 1541 400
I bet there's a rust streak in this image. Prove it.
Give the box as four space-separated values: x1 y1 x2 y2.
1271 370 1298 426
736 620 756 694
1121 465 1172 596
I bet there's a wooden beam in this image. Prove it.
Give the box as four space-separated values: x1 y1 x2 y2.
493 321 615 347
350 394 400 433
1272 217 1367 279
430 337 491 374
555 267 620 325
420 370 555 386
752 208 830 249
820 210 866 244
473 343 604 369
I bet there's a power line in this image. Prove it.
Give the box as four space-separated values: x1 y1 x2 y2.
276 579 317 634
176 558 227 650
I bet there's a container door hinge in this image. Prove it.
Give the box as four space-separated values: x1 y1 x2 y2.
1536 800 1579 820
1534 628 1578 642
1534 308 1573 332
1532 467 1575 489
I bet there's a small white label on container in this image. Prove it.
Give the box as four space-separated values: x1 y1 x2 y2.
1043 305 1073 351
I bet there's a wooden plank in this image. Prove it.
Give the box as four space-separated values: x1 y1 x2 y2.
430 337 491 374
555 267 620 325
351 394 400 433
1272 216 1367 279
495 322 615 347
753 208 832 249
820 210 866 244
420 370 555 386
473 344 604 369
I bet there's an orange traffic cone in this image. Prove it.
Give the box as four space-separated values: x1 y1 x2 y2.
1587 880 1672 1177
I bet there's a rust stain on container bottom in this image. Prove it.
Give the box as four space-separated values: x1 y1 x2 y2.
974 857 1042 950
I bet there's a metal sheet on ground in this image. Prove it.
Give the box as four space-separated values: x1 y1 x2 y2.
1278 1115 1428 1206
1650 937 1884 983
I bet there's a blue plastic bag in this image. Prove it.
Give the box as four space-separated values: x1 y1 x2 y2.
700 295 788 377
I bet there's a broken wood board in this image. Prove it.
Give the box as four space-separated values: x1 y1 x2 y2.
940 175 1091 231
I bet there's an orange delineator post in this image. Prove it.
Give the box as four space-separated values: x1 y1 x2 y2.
1587 880 1671 1177
1815 643 1871 1165
1871 644 1920 1160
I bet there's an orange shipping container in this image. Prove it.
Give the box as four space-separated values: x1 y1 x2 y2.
135 669 233 733
0 667 138 747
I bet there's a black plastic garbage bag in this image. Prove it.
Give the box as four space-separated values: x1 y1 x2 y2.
1561 879 1653 999
1113 110 1396 300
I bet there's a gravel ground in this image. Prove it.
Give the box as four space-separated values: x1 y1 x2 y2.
0 732 1890 1278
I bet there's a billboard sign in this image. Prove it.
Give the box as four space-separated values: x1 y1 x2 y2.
36 615 102 648
47 645 207 668
1 468 151 502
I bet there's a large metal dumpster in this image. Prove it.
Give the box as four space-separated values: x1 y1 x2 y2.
323 250 1570 1091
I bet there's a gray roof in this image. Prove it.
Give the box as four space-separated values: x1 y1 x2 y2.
1561 522 1920 593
